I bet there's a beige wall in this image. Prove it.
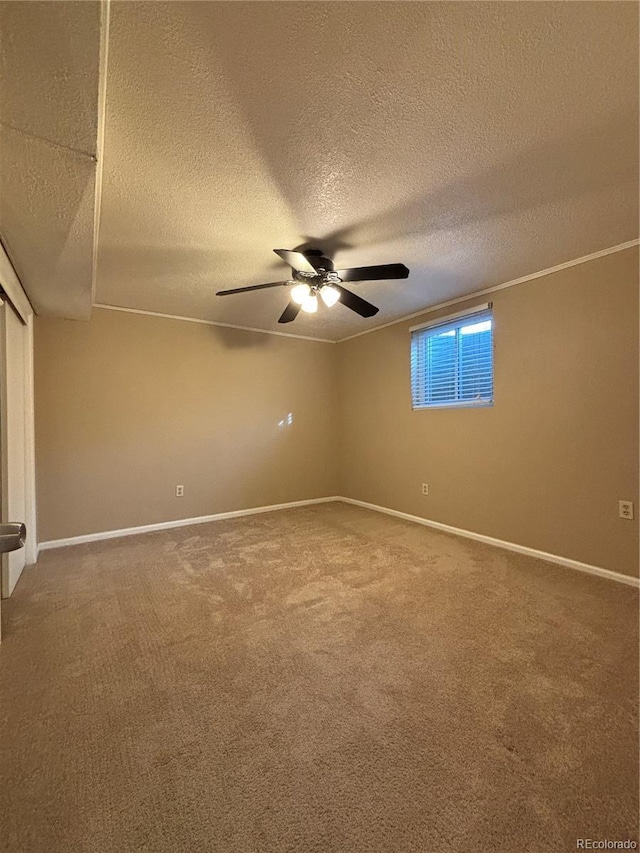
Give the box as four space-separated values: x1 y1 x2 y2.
35 309 338 541
337 247 639 577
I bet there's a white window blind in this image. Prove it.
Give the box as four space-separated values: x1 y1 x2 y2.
410 306 494 409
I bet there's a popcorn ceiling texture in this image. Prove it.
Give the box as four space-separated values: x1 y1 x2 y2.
1 2 638 337
0 2 100 155
0 503 637 851
97 1 638 340
0 1 101 318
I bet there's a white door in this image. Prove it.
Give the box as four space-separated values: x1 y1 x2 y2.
0 299 28 597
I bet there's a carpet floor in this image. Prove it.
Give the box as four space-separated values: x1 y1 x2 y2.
0 502 637 852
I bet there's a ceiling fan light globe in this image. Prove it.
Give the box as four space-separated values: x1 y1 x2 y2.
291 283 311 305
320 285 340 307
301 294 318 314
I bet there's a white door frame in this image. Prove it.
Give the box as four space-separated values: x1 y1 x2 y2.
0 243 37 576
23 314 37 567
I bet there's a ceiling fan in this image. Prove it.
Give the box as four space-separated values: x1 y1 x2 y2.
216 249 410 324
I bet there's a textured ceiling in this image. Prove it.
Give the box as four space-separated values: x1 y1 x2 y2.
0 1 102 318
3 2 639 339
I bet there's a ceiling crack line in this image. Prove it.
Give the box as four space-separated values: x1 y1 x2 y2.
0 121 98 163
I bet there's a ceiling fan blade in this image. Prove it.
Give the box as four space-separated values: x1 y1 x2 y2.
334 263 409 282
217 281 288 296
278 300 302 324
273 249 320 274
335 285 379 318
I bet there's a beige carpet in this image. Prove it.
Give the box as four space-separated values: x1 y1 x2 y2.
0 502 637 852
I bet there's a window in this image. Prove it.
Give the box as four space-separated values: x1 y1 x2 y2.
410 305 493 409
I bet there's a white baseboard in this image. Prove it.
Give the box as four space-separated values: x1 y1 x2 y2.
37 494 639 589
338 497 639 588
37 496 341 551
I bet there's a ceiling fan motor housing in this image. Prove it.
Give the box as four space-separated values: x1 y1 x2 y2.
291 249 334 281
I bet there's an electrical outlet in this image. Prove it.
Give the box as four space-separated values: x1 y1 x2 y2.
619 500 634 520
176 485 184 498
422 483 429 496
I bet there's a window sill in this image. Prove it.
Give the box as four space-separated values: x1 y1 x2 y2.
412 400 494 411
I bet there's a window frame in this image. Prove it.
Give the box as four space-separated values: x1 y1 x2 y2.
409 303 494 411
